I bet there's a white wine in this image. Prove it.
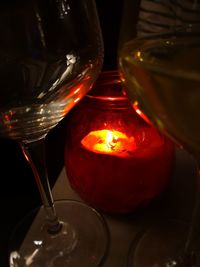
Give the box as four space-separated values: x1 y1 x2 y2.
119 34 200 157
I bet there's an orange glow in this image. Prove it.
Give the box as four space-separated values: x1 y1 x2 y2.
133 101 151 125
3 111 13 129
73 87 81 95
136 51 141 58
81 129 136 157
62 84 84 115
74 97 81 103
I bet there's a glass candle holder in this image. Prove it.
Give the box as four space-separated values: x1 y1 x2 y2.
64 71 175 214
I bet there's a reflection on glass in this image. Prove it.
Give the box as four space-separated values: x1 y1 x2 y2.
119 0 200 267
4 0 108 266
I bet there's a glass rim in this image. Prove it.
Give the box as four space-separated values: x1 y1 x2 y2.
86 70 128 102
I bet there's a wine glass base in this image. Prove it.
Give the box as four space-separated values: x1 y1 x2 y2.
9 200 109 267
128 220 192 267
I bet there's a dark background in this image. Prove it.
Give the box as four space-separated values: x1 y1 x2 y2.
0 1 123 266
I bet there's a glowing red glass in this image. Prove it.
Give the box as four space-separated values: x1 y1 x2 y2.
64 71 175 214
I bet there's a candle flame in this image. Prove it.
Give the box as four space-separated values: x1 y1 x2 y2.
104 130 126 151
106 130 113 143
81 129 136 157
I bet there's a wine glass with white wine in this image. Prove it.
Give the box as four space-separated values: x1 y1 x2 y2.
0 0 108 266
119 0 200 266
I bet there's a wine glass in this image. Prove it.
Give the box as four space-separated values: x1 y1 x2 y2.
118 0 200 267
1 0 108 266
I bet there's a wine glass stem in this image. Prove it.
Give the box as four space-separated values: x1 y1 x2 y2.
182 161 200 265
20 138 62 234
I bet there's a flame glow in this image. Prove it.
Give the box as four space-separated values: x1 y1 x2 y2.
81 129 136 157
133 101 151 125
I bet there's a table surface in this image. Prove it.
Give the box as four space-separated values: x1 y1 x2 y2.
50 149 196 267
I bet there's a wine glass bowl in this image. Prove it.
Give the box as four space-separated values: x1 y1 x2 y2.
118 1 200 267
119 32 200 156
0 0 103 142
1 1 109 267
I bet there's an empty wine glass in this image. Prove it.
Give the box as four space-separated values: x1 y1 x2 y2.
119 0 200 266
1 0 108 266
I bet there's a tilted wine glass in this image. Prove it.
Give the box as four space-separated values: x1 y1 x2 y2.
1 0 108 266
119 0 200 266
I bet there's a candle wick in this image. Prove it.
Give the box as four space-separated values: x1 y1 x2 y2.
109 139 117 151
110 143 115 150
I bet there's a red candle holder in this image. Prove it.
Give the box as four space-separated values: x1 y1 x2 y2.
64 71 175 214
